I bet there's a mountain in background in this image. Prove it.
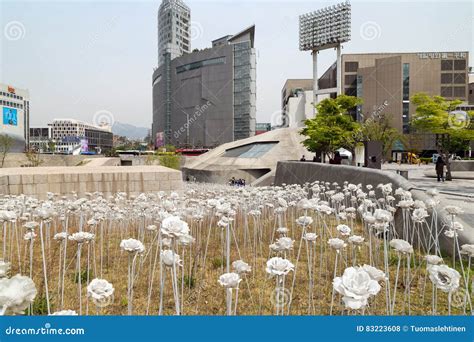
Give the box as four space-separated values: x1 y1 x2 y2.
112 122 150 140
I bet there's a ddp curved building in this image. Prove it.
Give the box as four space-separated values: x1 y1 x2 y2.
152 25 256 148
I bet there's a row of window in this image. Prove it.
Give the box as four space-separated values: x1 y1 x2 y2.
176 56 226 74
441 86 466 98
0 91 23 100
0 100 24 109
441 59 466 71
441 73 466 84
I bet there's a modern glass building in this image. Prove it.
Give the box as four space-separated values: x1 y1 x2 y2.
152 25 256 148
157 0 191 66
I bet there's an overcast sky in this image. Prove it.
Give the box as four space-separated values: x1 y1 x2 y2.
1 0 472 129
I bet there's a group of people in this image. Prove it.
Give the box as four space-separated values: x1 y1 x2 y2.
300 151 342 165
229 177 246 187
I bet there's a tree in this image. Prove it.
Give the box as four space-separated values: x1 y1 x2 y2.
0 134 14 168
410 93 474 180
300 95 362 164
360 113 406 162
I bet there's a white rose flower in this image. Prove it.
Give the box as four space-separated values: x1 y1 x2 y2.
87 278 114 306
328 238 346 251
460 244 474 257
161 216 190 238
23 231 37 241
0 274 37 315
69 232 95 244
389 239 413 254
444 205 463 216
428 265 460 293
276 227 288 235
218 272 241 289
54 232 68 241
296 216 313 227
303 233 318 242
161 249 182 267
265 257 294 277
49 310 78 316
373 209 392 223
0 260 11 278
412 208 429 223
232 260 251 274
336 224 351 236
120 238 145 254
348 235 364 246
425 255 443 265
362 264 387 281
333 266 381 310
270 237 294 252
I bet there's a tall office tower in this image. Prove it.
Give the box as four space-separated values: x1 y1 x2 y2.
157 0 191 66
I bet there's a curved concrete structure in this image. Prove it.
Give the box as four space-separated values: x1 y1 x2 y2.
274 161 473 254
182 128 309 184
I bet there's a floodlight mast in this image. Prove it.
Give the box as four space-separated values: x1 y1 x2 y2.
299 1 351 115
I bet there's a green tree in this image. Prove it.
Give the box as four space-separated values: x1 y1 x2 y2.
0 134 14 168
300 95 362 164
410 93 474 180
158 154 181 170
360 113 406 162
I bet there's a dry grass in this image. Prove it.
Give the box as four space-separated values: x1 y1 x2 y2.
2 207 471 316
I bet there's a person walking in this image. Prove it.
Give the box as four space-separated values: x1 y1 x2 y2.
435 156 445 182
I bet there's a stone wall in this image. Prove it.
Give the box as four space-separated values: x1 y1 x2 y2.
274 161 473 255
2 153 102 168
0 166 183 199
451 160 474 172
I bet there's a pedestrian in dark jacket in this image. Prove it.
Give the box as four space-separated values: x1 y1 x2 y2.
435 156 445 182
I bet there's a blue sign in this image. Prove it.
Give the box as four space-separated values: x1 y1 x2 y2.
0 316 472 342
2 107 18 126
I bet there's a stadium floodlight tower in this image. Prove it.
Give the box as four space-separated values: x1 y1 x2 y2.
299 1 351 113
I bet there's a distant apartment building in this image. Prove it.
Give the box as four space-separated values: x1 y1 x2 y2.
29 119 113 154
152 25 256 148
0 83 30 152
157 0 191 66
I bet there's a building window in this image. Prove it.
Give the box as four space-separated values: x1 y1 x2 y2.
345 61 358 73
453 86 466 99
344 74 357 87
453 60 466 70
402 102 410 134
441 86 453 97
453 73 466 84
441 60 453 71
402 63 410 101
441 73 453 84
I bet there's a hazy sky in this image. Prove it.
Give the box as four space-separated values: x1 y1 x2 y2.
1 0 472 129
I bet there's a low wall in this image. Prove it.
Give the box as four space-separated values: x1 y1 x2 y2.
451 160 474 172
2 153 102 168
0 166 183 199
274 161 473 254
